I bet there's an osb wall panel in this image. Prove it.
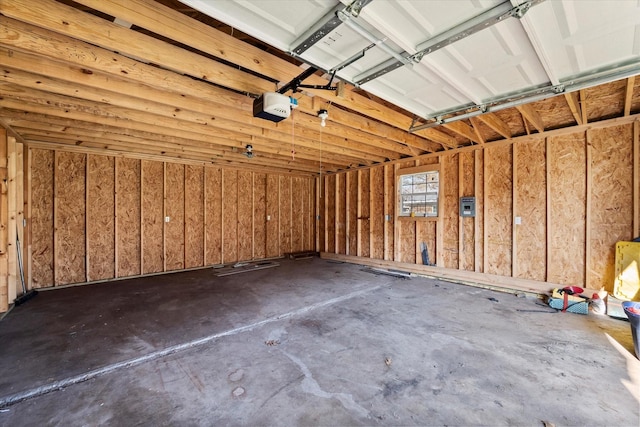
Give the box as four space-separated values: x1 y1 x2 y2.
280 176 292 255
87 155 114 281
336 173 346 254
142 160 164 274
399 220 416 264
253 173 267 259
347 171 358 255
548 133 586 286
31 149 54 288
292 177 310 252
370 166 384 260
265 174 279 258
325 175 336 253
589 125 634 291
116 158 141 278
359 169 371 258
55 152 86 285
443 154 459 269
222 169 238 262
460 152 475 271
515 138 546 281
485 145 512 277
165 163 185 271
185 165 204 268
204 167 222 265
237 171 253 261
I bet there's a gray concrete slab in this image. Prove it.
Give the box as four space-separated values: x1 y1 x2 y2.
0 258 638 426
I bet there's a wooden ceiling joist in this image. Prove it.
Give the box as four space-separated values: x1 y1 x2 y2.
624 76 636 116
0 0 273 95
515 104 545 133
475 112 512 139
443 120 480 144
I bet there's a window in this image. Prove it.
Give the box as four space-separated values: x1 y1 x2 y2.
398 166 439 218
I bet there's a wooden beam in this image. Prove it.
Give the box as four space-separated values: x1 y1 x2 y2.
0 16 439 159
357 170 362 257
545 137 551 281
114 158 119 278
468 117 486 145
436 157 444 267
53 150 58 286
0 66 383 165
319 112 640 176
512 143 517 278
14 125 339 173
26 147 32 291
476 112 512 139
564 92 583 125
580 89 588 124
458 154 464 270
483 147 488 274
474 149 481 272
0 51 390 163
444 120 480 144
625 76 636 116
516 104 545 133
335 173 340 254
0 100 347 173
0 0 272 95
633 121 639 238
75 0 300 85
393 164 400 262
26 140 318 178
417 128 458 149
320 252 560 296
585 130 592 288
85 149 90 282
308 99 439 154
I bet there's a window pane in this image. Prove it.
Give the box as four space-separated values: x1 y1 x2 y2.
398 170 439 217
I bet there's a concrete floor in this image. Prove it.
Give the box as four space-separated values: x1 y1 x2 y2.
0 258 638 426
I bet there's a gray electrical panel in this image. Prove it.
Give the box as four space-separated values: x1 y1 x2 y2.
460 197 476 217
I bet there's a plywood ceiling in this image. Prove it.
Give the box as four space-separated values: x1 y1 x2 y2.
1 0 639 175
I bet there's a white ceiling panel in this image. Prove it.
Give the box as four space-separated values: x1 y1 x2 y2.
180 0 640 124
520 0 640 83
180 0 337 51
358 0 504 55
421 18 550 106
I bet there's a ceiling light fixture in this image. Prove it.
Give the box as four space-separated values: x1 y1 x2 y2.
317 109 329 127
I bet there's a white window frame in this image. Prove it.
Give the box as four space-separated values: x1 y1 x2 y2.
397 165 440 219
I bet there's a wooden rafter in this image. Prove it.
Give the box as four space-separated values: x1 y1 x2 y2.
443 120 480 144
624 75 636 116
579 89 588 124
564 91 583 125
515 104 545 133
468 117 486 144
475 112 511 139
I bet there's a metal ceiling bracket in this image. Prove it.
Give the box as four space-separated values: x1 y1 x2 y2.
290 0 374 57
355 0 545 85
290 3 346 57
346 0 374 18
